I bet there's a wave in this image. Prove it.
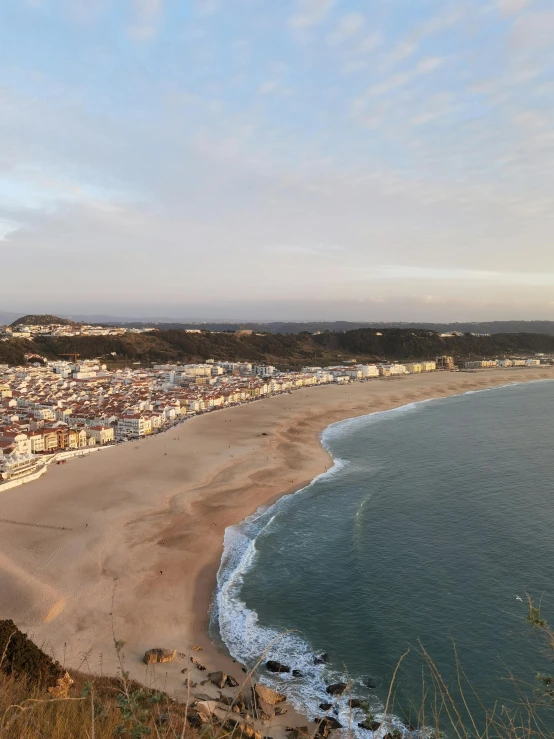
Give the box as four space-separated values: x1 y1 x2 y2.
211 381 554 736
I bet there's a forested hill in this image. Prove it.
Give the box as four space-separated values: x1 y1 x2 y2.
101 319 554 336
10 314 76 327
2 328 554 367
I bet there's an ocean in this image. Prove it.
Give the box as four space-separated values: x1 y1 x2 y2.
210 381 554 734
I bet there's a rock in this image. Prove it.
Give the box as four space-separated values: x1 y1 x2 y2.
254 683 287 705
319 717 342 730
286 727 309 739
349 699 363 709
314 653 329 665
266 660 291 674
208 671 227 689
326 683 347 696
196 700 219 719
186 710 203 729
274 706 288 715
199 679 210 686
319 703 332 711
225 716 262 739
213 707 230 722
194 693 214 702
226 674 240 687
192 644 203 651
143 648 177 665
366 678 377 690
183 679 197 689
358 720 380 732
218 694 234 706
292 669 303 677
256 698 275 720
191 656 207 670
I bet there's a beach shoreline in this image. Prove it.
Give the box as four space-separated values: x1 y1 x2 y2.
1 368 553 731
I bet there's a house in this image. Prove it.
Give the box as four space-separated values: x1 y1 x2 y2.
0 443 39 481
87 426 114 445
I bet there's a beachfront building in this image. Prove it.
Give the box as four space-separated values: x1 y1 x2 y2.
87 426 115 445
0 443 40 480
436 356 455 370
464 360 496 369
116 414 148 439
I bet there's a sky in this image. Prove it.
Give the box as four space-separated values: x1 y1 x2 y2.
1 0 554 321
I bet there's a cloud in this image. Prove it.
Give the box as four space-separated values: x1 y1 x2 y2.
497 0 530 16
327 12 365 44
289 0 335 29
416 57 444 74
510 9 554 49
128 0 164 40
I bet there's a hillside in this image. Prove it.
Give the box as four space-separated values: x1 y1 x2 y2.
2 327 554 367
101 319 554 336
10 314 77 327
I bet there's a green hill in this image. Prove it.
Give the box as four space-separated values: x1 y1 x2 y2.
10 314 77 327
0 327 547 367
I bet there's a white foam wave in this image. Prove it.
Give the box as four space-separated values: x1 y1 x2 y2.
211 454 412 735
212 382 551 736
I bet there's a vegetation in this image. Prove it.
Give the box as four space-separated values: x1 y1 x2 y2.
10 315 77 327
0 620 63 686
2 599 554 738
99 321 554 336
3 326 554 368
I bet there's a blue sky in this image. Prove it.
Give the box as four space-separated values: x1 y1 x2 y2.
1 0 554 320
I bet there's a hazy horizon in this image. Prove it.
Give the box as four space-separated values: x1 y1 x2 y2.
2 1 553 318
5 299 554 324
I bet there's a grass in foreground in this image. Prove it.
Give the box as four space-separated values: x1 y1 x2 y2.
2 596 554 738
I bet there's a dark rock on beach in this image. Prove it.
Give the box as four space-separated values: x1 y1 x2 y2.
358 719 381 732
266 660 291 673
366 678 377 689
143 648 176 665
226 674 240 687
208 671 227 689
326 682 347 696
292 669 303 677
286 726 309 739
318 717 342 731
313 653 329 665
319 702 332 711
349 698 363 709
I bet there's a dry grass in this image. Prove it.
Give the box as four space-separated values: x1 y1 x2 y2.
1 596 554 739
0 668 203 739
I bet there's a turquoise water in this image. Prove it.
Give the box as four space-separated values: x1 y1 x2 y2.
212 382 554 733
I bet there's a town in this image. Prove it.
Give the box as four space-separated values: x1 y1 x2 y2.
0 352 548 485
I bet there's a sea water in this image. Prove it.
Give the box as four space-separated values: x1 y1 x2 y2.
211 381 554 733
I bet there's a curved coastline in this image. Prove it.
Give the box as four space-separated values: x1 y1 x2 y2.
209 378 554 729
1 368 554 728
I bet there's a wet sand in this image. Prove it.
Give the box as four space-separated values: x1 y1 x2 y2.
1 368 552 723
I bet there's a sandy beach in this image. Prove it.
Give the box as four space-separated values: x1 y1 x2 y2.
1 368 553 720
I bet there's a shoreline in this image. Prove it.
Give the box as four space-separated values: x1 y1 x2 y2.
1 368 553 733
